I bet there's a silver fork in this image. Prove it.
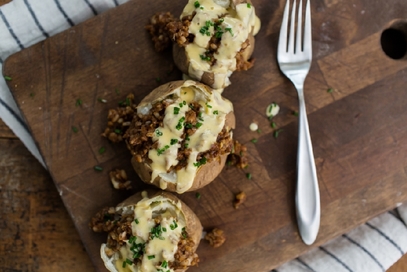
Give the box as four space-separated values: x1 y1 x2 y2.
277 0 320 245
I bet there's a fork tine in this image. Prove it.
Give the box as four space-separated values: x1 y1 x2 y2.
296 0 303 53
288 0 296 54
303 0 312 56
278 0 290 55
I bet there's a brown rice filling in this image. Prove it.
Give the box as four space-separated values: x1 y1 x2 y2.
146 12 254 70
89 207 198 269
124 99 233 170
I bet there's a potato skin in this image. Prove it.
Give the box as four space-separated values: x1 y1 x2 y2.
131 81 235 193
117 190 203 258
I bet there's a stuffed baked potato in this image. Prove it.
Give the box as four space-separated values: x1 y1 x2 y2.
124 80 235 194
91 190 202 272
170 0 261 89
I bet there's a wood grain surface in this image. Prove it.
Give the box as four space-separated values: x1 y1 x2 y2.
3 0 407 271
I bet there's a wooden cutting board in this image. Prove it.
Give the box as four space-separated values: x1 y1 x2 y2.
4 0 407 271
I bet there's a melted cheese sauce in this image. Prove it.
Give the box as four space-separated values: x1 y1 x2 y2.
145 81 233 193
182 0 261 89
101 194 185 272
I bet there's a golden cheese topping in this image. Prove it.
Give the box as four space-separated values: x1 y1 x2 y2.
182 0 261 89
142 80 233 193
100 194 185 272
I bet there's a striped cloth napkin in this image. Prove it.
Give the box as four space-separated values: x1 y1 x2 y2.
1 0 407 271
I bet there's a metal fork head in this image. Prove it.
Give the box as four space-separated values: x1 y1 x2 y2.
277 0 312 74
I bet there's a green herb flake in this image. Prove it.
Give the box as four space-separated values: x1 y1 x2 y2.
184 143 189 148
206 103 212 108
183 100 187 105
225 27 234 36
213 110 219 115
194 1 200 8
174 107 180 114
170 139 178 145
271 122 277 128
125 258 132 265
75 98 83 107
155 129 163 137
257 129 261 134
29 92 35 97
135 218 139 224
162 227 167 232
4 76 12 81
246 173 252 179
114 129 122 134
94 166 103 172
215 31 223 38
181 227 188 238
219 18 224 23
247 3 252 8
122 261 127 268
200 54 211 61
274 129 283 138
72 126 79 133
196 192 201 199
327 88 334 93
161 260 168 268
292 111 299 117
251 138 258 144
98 147 106 154
148 255 155 260
195 122 203 128
193 157 207 167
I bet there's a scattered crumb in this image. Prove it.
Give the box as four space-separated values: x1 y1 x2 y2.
205 228 226 248
266 102 279 118
249 122 258 131
227 140 248 169
109 169 132 190
234 192 247 209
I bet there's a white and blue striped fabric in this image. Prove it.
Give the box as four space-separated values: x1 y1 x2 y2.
1 1 407 271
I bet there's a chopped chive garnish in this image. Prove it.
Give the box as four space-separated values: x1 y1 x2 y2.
135 218 139 224
292 111 299 116
170 139 178 145
161 260 168 268
126 258 132 265
148 255 155 260
194 1 200 8
219 18 224 23
257 129 261 133
247 3 251 8
213 110 219 115
182 227 187 238
155 129 163 136
274 129 283 138
72 126 79 133
200 54 211 61
30 93 35 97
174 107 180 114
183 101 186 105
162 227 167 232
206 103 212 108
251 138 258 143
225 27 234 36
114 129 122 134
195 122 203 128
98 147 106 154
196 192 201 199
122 261 126 268
185 143 189 148
246 173 252 179
193 157 207 167
215 31 223 38
179 102 184 108
4 76 12 81
327 88 334 93
128 236 136 243
76 98 82 107
94 166 103 172
271 122 277 128
185 123 193 129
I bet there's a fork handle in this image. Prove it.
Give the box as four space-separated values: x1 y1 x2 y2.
296 88 320 245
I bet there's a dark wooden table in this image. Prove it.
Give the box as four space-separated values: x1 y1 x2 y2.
0 0 407 271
